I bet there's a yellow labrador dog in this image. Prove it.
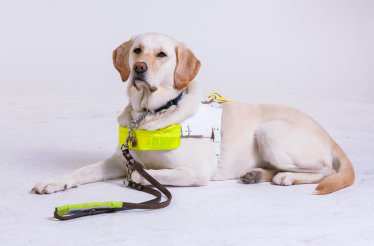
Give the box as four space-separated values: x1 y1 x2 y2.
32 33 354 195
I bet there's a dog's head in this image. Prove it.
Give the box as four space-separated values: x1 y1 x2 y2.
112 33 201 92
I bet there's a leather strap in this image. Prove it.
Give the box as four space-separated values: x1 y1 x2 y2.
54 148 172 220
121 148 172 209
153 92 183 113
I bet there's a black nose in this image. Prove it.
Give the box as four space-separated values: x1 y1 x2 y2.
133 62 148 74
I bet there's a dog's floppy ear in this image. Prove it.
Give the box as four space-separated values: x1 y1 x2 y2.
174 44 201 90
112 38 134 82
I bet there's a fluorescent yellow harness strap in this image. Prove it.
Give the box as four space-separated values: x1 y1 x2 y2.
119 124 181 151
209 92 236 102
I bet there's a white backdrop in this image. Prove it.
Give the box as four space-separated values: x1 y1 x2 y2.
1 0 373 100
1 1 374 246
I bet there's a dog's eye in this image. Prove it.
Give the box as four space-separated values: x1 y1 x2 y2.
134 48 141 54
157 52 167 57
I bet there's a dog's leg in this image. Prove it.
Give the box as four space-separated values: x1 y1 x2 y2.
32 147 127 194
240 168 280 184
131 167 211 186
271 172 327 186
271 165 336 186
255 120 337 186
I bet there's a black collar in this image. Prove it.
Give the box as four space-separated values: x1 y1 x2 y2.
153 92 184 113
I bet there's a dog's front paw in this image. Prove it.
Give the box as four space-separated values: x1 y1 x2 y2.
31 178 78 194
131 171 151 186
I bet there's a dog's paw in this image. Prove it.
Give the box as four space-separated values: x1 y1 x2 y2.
240 171 262 184
131 171 151 186
31 178 78 194
271 172 293 186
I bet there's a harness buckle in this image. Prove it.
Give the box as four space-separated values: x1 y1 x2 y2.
181 125 190 137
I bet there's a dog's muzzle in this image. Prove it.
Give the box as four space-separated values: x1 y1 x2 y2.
132 62 157 93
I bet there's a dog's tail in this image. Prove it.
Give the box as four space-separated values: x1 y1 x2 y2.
315 141 355 195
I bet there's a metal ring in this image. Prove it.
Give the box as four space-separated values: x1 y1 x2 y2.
128 121 138 131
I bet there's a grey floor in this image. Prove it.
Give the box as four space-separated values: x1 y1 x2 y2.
1 84 373 246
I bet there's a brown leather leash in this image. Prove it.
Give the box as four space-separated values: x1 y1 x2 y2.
53 110 173 220
54 148 172 220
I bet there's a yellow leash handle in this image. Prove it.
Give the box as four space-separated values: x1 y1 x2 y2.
209 92 236 102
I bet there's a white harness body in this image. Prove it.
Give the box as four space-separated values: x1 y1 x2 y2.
180 100 223 157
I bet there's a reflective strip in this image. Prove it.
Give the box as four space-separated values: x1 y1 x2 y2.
119 124 181 151
56 201 123 216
